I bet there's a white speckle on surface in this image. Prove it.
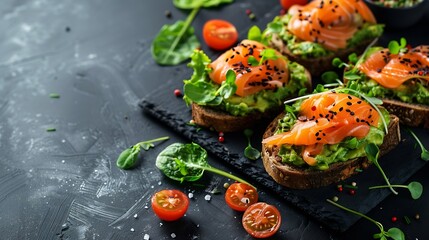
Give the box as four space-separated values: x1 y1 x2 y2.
144 205 149 209
61 160 65 163
143 234 150 240
204 195 211 201
159 223 163 227
158 181 162 186
61 139 66 143
151 185 154 189
133 213 138 218
196 224 199 228
188 193 193 199
130 228 135 232
88 54 97 59
171 233 176 238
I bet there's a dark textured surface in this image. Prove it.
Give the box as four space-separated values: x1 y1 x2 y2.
1 0 429 239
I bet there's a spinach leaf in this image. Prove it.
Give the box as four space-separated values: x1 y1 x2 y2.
116 136 169 170
117 145 141 170
156 142 256 189
173 0 233 9
151 18 200 65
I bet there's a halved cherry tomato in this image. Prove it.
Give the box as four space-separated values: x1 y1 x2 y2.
280 0 308 10
225 183 258 211
151 189 189 221
242 202 281 238
202 19 238 51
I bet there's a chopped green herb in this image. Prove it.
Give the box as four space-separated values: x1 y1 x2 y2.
46 128 56 132
49 93 60 98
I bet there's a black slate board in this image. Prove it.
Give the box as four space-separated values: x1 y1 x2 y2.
139 77 428 232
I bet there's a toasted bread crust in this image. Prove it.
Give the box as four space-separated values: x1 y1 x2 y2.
191 103 276 132
190 70 312 132
268 33 377 76
261 113 400 189
382 99 429 128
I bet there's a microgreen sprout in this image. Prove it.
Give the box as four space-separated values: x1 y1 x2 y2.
116 136 170 169
365 143 398 195
388 37 407 54
369 181 423 200
407 128 429 161
321 71 339 84
327 199 405 240
243 129 261 160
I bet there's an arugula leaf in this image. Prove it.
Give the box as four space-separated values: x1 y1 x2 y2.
173 0 233 9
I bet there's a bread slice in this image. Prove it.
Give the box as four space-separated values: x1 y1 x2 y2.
261 113 401 189
382 99 429 128
268 34 377 77
191 70 312 133
191 103 280 132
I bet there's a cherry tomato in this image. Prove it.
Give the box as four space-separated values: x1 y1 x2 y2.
280 0 308 10
202 19 238 51
225 183 258 211
242 202 281 238
151 189 189 221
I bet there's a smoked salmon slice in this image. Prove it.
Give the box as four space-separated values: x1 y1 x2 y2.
358 46 429 89
287 0 376 51
262 93 380 146
209 39 289 97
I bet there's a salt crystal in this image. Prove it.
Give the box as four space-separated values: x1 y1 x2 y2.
158 181 162 185
204 195 211 201
188 193 194 199
171 233 176 238
133 214 138 218
130 228 135 232
143 234 150 240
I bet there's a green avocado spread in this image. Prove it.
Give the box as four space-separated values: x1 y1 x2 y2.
274 93 390 170
183 50 310 117
262 14 384 59
345 47 429 105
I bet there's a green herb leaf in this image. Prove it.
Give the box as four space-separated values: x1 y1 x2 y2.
247 56 259 66
243 129 260 160
386 228 405 240
348 53 358 64
327 199 404 240
156 142 256 188
407 129 429 161
151 8 200 65
116 136 169 170
321 71 339 84
365 143 398 195
247 25 262 42
173 0 233 9
216 69 237 99
116 145 141 170
184 80 218 104
408 181 423 200
46 128 56 132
